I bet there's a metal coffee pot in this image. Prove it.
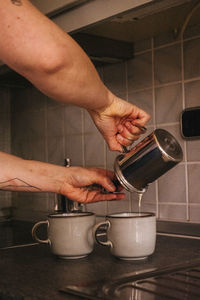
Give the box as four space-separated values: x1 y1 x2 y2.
114 129 183 193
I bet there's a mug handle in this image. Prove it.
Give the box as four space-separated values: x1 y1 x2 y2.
32 220 49 244
93 220 112 247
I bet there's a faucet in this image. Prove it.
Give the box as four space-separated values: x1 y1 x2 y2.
54 158 83 213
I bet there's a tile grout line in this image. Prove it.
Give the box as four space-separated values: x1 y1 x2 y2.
44 99 48 163
159 202 188 206
151 37 159 218
125 60 129 102
128 76 200 94
184 76 200 83
8 89 12 155
134 39 181 56
158 203 200 207
125 60 132 211
81 108 85 168
103 138 108 215
181 33 189 221
101 66 109 215
62 106 66 161
156 121 179 126
44 98 51 212
104 141 108 215
81 108 87 212
102 68 107 214
63 106 66 158
134 33 200 56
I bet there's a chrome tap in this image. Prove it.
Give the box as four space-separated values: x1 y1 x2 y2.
54 158 83 213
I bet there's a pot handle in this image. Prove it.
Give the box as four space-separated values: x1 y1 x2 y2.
121 125 147 153
93 220 112 247
32 220 49 244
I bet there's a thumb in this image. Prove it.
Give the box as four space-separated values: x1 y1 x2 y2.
106 135 122 152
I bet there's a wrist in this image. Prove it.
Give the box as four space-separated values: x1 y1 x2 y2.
88 89 115 117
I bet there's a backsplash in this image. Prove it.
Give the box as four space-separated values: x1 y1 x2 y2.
1 23 199 223
0 87 12 219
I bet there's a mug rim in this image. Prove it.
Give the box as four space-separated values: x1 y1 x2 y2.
48 212 95 218
106 212 155 219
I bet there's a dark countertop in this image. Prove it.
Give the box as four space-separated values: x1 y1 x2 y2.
1 221 200 299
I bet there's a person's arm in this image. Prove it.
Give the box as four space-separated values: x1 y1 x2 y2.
0 152 125 203
0 0 111 110
0 0 150 151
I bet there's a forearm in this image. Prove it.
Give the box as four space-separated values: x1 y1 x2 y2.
0 152 124 203
0 0 150 152
0 0 112 111
0 152 64 193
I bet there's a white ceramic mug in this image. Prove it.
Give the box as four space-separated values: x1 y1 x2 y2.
32 212 96 259
93 212 156 260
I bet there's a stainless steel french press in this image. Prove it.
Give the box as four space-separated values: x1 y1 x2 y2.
114 128 183 193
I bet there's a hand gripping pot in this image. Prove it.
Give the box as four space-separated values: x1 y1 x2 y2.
114 129 183 193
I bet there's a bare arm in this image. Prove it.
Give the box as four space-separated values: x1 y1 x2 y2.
0 152 125 203
0 0 110 110
0 0 150 151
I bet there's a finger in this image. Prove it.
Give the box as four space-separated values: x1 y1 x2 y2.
104 135 123 152
124 122 146 135
116 133 138 147
139 112 151 123
96 192 125 202
93 168 116 180
102 170 124 192
89 169 117 192
133 123 147 133
84 190 125 203
133 106 151 124
117 124 141 140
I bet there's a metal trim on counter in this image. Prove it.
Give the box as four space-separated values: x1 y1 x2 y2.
60 259 200 300
157 220 200 237
104 261 200 300
0 243 38 250
95 217 200 238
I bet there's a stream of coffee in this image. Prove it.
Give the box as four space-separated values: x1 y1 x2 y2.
138 192 143 214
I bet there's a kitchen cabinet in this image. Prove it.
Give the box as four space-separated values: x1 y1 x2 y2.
1 0 200 85
30 0 91 16
51 0 153 33
33 0 196 38
30 0 154 32
47 0 200 67
30 0 200 69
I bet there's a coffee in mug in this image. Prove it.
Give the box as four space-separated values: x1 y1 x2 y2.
93 212 156 260
32 212 96 259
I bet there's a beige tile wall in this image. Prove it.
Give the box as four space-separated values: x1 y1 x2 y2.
0 87 12 218
10 23 200 223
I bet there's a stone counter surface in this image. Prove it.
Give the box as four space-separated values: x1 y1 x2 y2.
1 232 200 299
